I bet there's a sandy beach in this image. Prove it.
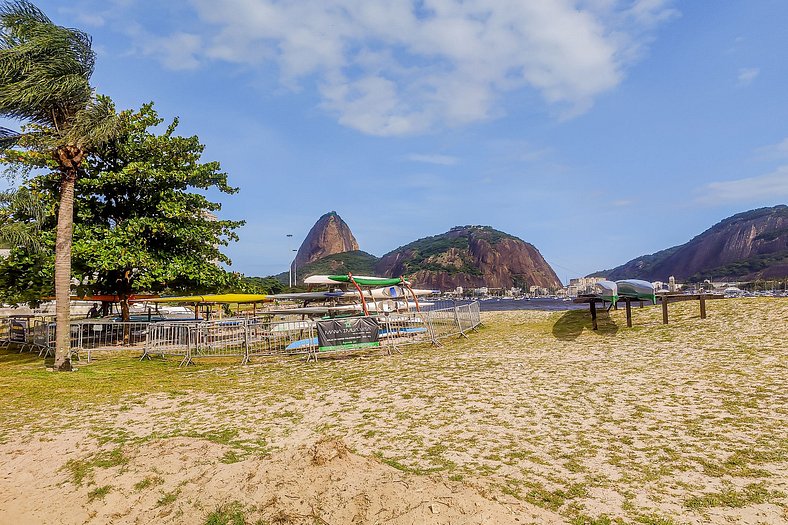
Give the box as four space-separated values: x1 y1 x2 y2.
0 297 786 524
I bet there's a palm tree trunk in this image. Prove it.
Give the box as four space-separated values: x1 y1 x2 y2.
54 170 76 371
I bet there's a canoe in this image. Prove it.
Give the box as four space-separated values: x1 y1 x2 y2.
270 286 437 301
268 301 434 316
615 279 656 304
146 293 271 304
304 275 410 286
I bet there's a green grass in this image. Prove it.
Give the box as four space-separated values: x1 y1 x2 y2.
61 446 128 485
133 475 164 491
156 489 180 507
203 501 248 525
87 485 112 502
684 483 784 510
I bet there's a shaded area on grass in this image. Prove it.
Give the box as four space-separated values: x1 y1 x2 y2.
551 308 619 340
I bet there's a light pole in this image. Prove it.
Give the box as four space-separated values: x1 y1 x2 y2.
286 234 293 288
291 249 298 287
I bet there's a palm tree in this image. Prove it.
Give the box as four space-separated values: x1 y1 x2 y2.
0 1 123 370
0 187 47 252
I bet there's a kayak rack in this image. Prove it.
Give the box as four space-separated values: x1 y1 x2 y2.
573 293 724 330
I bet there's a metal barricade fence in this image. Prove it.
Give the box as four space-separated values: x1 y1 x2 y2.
422 300 482 341
30 318 52 356
142 322 194 365
0 318 9 348
69 320 151 362
2 301 482 366
247 316 316 360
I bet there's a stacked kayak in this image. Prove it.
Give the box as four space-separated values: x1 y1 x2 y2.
616 279 656 304
594 281 618 305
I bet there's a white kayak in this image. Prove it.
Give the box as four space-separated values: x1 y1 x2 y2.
594 280 618 303
615 279 656 303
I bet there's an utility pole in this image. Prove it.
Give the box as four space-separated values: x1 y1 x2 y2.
292 249 298 287
286 234 293 288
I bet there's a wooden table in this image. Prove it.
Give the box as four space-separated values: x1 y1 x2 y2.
656 293 724 324
574 294 724 330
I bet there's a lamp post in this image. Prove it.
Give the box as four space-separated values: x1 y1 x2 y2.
291 249 298 287
286 234 293 288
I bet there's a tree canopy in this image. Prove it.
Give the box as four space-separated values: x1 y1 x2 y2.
0 103 250 318
1 0 124 369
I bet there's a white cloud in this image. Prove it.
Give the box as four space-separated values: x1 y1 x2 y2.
136 0 678 135
756 138 788 160
406 154 459 166
700 166 788 203
126 24 204 71
737 67 759 87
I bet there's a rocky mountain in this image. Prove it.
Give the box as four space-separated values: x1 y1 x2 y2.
294 211 359 268
374 226 562 290
593 205 788 281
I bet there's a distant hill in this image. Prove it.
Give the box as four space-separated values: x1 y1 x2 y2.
592 205 788 281
296 250 379 282
268 215 562 291
375 226 562 290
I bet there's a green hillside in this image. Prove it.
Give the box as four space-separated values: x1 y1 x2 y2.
272 250 380 285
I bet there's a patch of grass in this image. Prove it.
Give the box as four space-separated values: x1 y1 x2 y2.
221 450 243 464
632 513 678 525
570 515 621 525
87 485 112 502
93 446 129 468
684 482 784 509
156 489 180 507
204 501 247 525
133 475 164 492
62 458 91 485
60 446 128 486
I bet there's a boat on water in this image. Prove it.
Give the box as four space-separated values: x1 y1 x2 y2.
615 279 656 304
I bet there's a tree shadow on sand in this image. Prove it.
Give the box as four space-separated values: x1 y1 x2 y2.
552 309 619 341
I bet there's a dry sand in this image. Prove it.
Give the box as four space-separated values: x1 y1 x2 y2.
0 297 786 524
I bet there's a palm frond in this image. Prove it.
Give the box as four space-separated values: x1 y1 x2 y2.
0 0 95 128
0 125 20 147
0 186 47 252
66 94 126 149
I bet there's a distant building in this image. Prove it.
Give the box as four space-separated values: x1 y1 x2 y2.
566 277 605 297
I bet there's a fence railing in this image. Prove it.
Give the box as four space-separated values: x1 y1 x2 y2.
4 301 482 365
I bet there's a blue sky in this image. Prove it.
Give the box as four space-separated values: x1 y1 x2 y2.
8 1 788 283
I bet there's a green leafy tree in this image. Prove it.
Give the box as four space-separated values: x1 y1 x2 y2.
0 1 123 370
1 103 245 320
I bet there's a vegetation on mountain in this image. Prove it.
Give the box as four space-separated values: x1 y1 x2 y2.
376 225 561 290
274 250 379 285
687 250 788 282
592 205 788 281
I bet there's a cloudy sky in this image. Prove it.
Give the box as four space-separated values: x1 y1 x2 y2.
11 1 788 282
